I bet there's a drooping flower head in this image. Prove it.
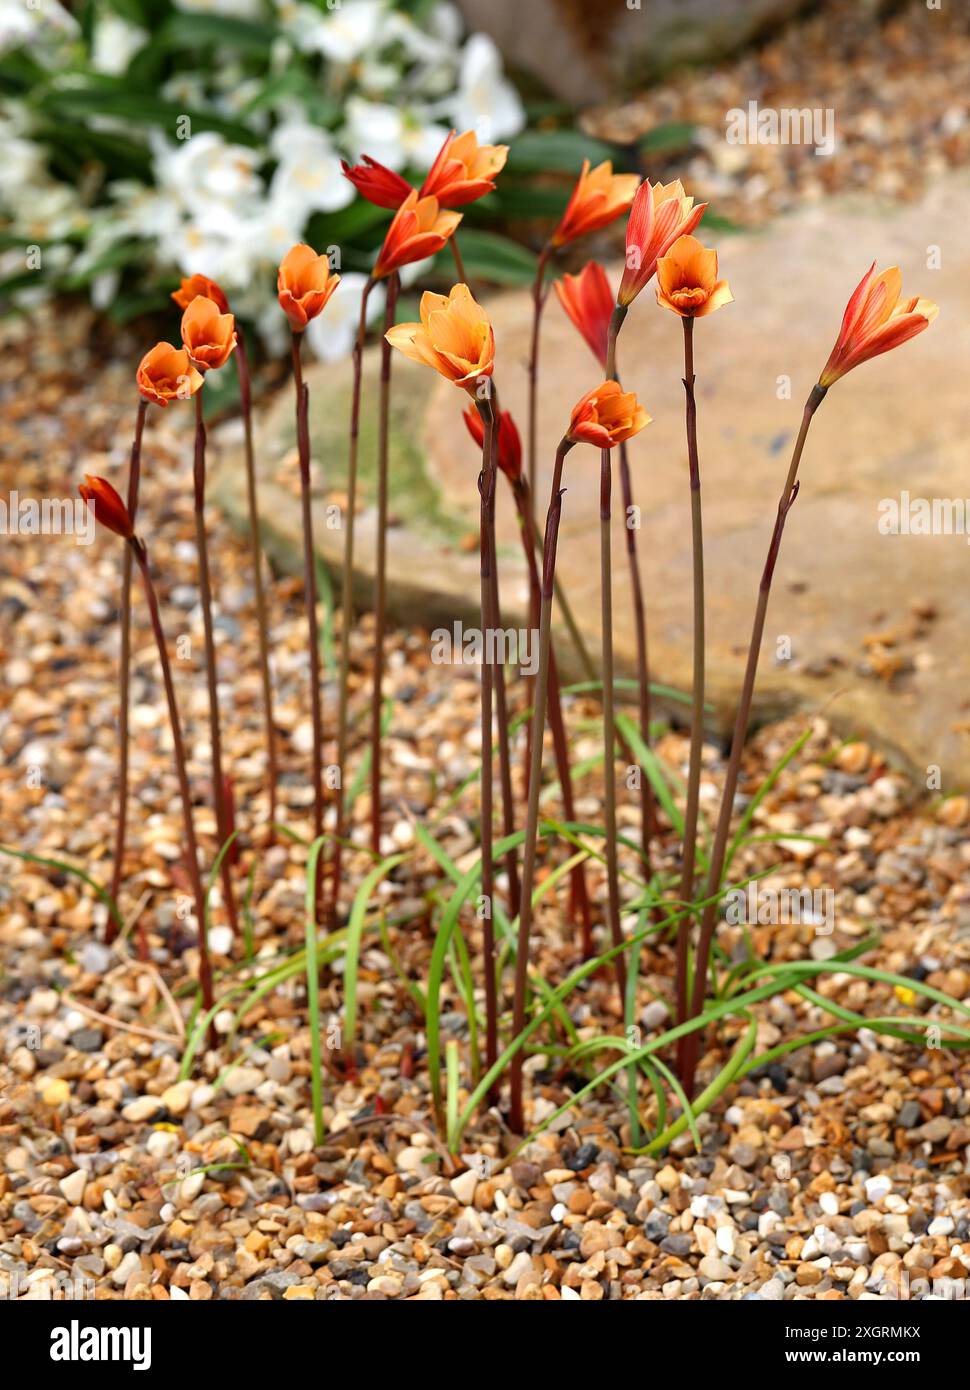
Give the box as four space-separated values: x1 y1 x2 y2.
341 155 413 210
819 263 938 388
655 236 733 319
180 295 237 371
567 381 651 449
80 475 134 541
373 190 462 279
550 160 640 249
420 129 508 208
385 282 494 391
171 274 230 314
554 261 615 366
136 342 204 407
463 404 522 483
618 179 708 307
278 243 340 331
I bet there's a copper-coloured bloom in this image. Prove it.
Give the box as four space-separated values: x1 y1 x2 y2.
554 261 615 366
385 283 494 391
136 342 204 407
568 381 651 449
655 236 733 319
819 263 938 387
550 160 640 250
373 190 461 280
278 243 340 331
420 129 508 209
80 474 134 540
463 404 522 482
341 156 413 210
180 295 237 371
618 180 708 308
171 274 230 314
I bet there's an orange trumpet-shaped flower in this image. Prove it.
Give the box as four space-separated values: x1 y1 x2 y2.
655 236 733 319
80 474 134 541
420 129 508 209
373 190 462 280
385 282 494 391
341 155 413 210
180 295 237 371
568 381 651 449
136 342 204 407
555 261 615 366
463 404 522 482
171 274 230 314
618 179 708 308
277 243 340 331
550 160 640 250
819 263 938 388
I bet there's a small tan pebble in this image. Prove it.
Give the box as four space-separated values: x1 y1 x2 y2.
38 1078 71 1107
655 1165 679 1193
580 1280 604 1301
938 796 969 828
494 1243 514 1271
450 1169 478 1205
224 1066 264 1097
122 1096 164 1123
189 1280 213 1301
160 1081 194 1115
796 1264 825 1286
836 742 870 774
10 1046 36 1077
367 1276 402 1297
58 1169 86 1206
580 1223 623 1258
698 1254 733 1281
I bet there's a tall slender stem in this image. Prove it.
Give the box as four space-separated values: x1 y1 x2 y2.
132 540 214 1037
291 331 325 911
508 437 574 1134
332 278 375 919
527 510 596 683
450 236 468 286
617 437 655 873
369 273 399 856
477 392 499 1088
108 396 147 942
236 329 278 841
513 481 593 955
679 385 826 1095
675 317 705 1030
526 246 551 526
193 389 238 936
599 448 627 1006
486 533 521 920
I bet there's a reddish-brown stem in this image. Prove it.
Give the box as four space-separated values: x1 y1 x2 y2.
450 236 468 286
236 328 278 842
291 331 325 911
679 385 826 1095
132 540 214 1039
486 529 521 921
675 316 705 1034
477 392 500 1092
617 436 655 874
332 277 375 920
193 389 238 937
513 480 593 955
108 396 147 945
599 447 627 1007
526 245 551 525
369 273 399 856
508 436 574 1133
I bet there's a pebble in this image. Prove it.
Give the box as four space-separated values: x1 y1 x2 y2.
59 1169 87 1205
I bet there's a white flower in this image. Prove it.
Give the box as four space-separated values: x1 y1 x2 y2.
152 132 264 214
91 16 148 75
268 121 354 219
448 34 524 144
174 0 266 17
0 0 77 56
0 137 45 203
283 0 383 63
305 271 385 363
341 96 448 171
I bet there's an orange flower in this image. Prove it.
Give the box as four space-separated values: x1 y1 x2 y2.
341 155 413 210
463 404 522 482
180 295 237 371
80 474 134 540
420 129 508 208
136 342 204 407
567 381 651 449
171 274 230 314
277 243 340 331
373 190 462 280
618 179 708 307
550 160 640 249
655 236 733 319
819 263 938 388
554 261 615 366
385 283 494 391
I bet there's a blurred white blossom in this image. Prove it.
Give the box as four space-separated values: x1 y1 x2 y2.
447 34 525 143
91 16 148 75
306 271 385 363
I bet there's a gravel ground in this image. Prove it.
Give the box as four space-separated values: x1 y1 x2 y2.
2 302 970 1302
